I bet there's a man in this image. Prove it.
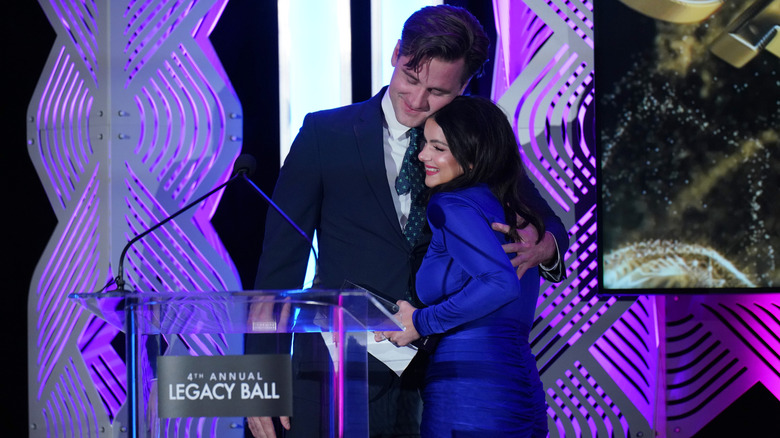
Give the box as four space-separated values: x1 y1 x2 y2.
248 5 567 437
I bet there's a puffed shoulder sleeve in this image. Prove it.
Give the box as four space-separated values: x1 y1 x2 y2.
412 194 521 335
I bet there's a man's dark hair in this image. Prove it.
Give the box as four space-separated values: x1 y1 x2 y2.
399 5 490 85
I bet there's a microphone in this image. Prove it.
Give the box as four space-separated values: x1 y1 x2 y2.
233 153 256 177
112 155 255 292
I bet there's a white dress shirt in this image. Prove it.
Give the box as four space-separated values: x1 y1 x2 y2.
381 90 416 232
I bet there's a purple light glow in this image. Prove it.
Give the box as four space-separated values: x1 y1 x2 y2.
123 164 231 292
38 302 81 396
176 44 230 204
48 0 99 82
157 63 187 190
123 0 197 88
74 81 90 171
521 44 572 210
161 56 200 198
134 94 146 154
39 48 72 206
84 93 94 154
53 61 77 191
577 92 592 159
557 67 589 192
533 51 579 204
578 361 629 433
145 78 172 172
78 315 126 418
191 0 237 104
590 304 658 421
33 40 95 209
35 169 101 399
192 0 229 39
62 359 97 436
547 381 584 437
167 51 209 202
32 1 243 434
61 67 79 176
190 163 236 273
36 166 101 310
492 1 554 99
551 0 594 48
336 296 346 437
139 86 159 160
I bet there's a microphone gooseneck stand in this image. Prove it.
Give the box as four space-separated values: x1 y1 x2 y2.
113 155 254 437
113 159 254 292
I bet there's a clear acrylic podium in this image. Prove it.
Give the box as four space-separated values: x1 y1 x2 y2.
69 289 402 438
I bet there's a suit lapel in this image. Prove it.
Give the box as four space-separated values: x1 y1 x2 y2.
353 89 408 249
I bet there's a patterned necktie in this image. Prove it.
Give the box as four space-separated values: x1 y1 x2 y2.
395 127 426 246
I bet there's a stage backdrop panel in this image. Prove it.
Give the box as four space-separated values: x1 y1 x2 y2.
25 0 780 437
27 0 243 436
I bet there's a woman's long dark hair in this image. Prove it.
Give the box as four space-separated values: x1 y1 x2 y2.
427 95 545 242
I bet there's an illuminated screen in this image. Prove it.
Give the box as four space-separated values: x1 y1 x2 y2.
596 0 780 293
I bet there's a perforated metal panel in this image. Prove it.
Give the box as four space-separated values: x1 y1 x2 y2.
27 1 242 436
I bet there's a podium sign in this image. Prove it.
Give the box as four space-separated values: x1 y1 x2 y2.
156 354 292 418
70 289 401 438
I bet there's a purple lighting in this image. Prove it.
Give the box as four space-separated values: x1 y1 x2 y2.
123 0 198 88
35 166 102 397
78 315 126 418
30 0 242 435
48 0 99 82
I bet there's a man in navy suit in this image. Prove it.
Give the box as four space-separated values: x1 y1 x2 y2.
248 5 567 438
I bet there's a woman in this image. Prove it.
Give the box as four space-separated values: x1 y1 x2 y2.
382 96 548 437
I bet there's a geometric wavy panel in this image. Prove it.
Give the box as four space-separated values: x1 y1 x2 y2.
27 0 242 435
78 314 126 423
495 0 780 435
490 0 780 436
590 297 661 422
493 0 657 436
666 294 780 437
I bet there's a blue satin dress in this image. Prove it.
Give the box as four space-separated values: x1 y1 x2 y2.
413 184 548 437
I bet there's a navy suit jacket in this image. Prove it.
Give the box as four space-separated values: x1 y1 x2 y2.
255 88 415 298
255 88 568 299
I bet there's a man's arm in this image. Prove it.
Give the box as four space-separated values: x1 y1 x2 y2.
254 112 324 290
493 222 564 281
493 172 569 282
247 113 324 438
247 416 291 438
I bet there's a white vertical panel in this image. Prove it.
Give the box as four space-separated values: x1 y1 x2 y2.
279 0 352 165
370 0 442 95
278 0 351 287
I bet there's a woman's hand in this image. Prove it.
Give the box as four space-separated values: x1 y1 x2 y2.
375 300 421 347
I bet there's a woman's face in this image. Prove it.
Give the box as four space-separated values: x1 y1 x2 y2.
418 118 464 187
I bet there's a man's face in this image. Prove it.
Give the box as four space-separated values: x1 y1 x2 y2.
387 42 468 128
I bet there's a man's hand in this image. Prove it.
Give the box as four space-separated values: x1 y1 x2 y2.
246 299 293 437
247 416 291 438
247 299 291 333
375 300 421 347
492 218 556 279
